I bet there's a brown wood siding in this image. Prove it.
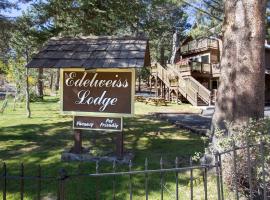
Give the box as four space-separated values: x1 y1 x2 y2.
181 49 220 64
265 74 270 104
210 49 220 64
265 49 270 69
182 50 211 60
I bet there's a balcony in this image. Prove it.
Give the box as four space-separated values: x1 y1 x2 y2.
175 61 221 76
180 38 219 55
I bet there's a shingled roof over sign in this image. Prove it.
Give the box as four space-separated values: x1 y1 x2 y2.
26 36 151 69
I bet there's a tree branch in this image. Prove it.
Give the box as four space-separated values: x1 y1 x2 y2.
202 0 223 13
207 0 222 7
180 0 223 21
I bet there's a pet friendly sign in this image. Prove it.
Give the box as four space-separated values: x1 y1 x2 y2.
60 68 135 117
73 116 122 131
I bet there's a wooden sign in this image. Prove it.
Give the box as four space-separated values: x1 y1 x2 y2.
60 68 135 117
73 116 123 131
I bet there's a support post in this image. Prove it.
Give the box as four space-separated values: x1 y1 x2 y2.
161 82 163 98
71 129 83 154
149 76 152 94
115 131 124 159
155 73 158 98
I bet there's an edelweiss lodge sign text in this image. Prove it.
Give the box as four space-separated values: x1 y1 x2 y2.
61 69 135 117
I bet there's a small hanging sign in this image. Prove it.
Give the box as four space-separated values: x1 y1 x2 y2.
73 116 123 131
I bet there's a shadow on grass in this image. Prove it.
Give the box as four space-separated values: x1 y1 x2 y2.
0 114 204 199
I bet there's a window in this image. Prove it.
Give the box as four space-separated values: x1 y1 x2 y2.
212 80 218 89
201 55 209 63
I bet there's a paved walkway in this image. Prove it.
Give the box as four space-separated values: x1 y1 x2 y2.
154 106 270 135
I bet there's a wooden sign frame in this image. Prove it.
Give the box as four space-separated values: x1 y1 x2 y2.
60 68 135 117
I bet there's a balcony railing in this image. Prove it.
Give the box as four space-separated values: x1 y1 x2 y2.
181 38 219 54
176 61 221 75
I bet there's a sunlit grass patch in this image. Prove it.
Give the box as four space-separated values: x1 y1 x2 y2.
0 96 207 199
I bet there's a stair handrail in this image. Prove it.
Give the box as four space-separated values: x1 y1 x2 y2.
166 64 187 95
167 64 211 105
155 63 172 87
154 63 211 106
186 76 211 104
167 64 199 104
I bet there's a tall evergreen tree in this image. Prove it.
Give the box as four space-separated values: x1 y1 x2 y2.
0 0 17 61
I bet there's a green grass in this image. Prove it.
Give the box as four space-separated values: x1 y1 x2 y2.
0 97 231 199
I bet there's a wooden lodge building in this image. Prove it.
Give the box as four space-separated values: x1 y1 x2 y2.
150 37 270 106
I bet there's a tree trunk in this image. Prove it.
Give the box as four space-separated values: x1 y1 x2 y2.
50 71 53 90
160 45 165 66
37 68 43 99
212 0 266 137
26 67 31 118
170 30 179 64
54 69 60 91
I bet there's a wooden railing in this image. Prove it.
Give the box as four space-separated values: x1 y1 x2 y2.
185 77 211 104
152 63 212 106
152 63 172 87
167 64 211 105
181 38 219 54
176 61 221 75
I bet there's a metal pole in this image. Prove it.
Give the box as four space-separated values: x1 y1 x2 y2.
58 169 67 200
175 157 179 200
215 154 221 200
232 143 239 200
260 140 267 200
96 161 100 200
3 163 6 200
145 158 149 200
129 160 133 200
160 157 164 200
20 163 24 200
37 165 41 200
113 160 116 200
190 157 194 200
218 154 224 200
247 139 253 199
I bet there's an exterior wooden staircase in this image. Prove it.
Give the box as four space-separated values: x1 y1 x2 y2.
152 63 212 106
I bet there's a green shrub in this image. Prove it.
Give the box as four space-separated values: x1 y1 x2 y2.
211 118 270 199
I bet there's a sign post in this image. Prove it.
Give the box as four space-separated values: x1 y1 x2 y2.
115 131 124 158
73 129 83 154
60 68 135 157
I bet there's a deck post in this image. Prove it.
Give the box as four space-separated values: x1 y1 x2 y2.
155 73 158 97
149 76 152 94
161 82 163 98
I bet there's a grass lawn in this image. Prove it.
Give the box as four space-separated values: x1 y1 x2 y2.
0 97 232 199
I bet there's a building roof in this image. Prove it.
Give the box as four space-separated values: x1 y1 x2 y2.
26 36 151 69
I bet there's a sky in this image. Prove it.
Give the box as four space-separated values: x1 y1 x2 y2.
1 1 31 18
